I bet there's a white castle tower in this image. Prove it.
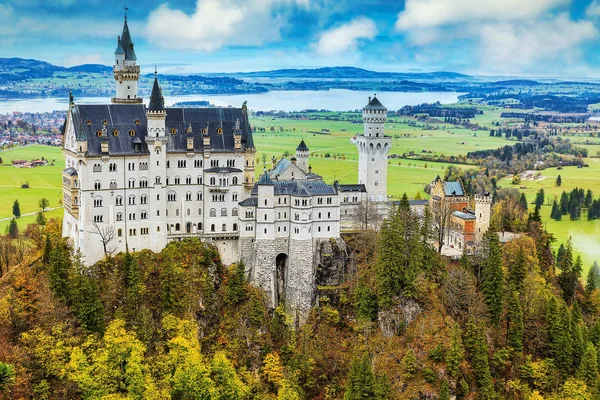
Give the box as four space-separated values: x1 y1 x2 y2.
296 140 309 172
356 95 391 202
475 193 492 241
112 11 142 104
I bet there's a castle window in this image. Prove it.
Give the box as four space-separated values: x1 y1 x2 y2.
176 209 180 217
94 181 101 190
318 212 321 219
375 181 379 187
116 212 123 221
128 179 135 188
113 129 119 137
232 193 238 201
102 120 108 125
265 228 268 234
211 224 215 232
232 208 238 216
232 177 238 185
233 223 237 231
175 177 181 185
167 192 176 202
140 179 148 188
141 195 147 204
93 163 102 172
93 198 103 207
327 197 332 204
217 127 223 134
328 212 331 218
210 177 216 186
210 208 216 217
175 223 180 231
128 213 136 220
118 229 122 237
197 192 203 201
318 227 321 232
327 226 331 232
186 192 192 201
135 119 140 125
198 223 203 231
129 130 135 136
128 195 136 205
115 196 123 206
198 208 202 215
222 224 226 232
93 215 103 223
97 130 102 137
155 176 161 184
86 120 91 125
141 211 148 219
186 177 192 185
171 128 176 135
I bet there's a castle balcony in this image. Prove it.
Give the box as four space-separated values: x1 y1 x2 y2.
207 184 229 192
202 232 239 240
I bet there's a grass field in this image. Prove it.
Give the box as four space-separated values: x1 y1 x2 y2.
505 159 600 272
0 145 64 232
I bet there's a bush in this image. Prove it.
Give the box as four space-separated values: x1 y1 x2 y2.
423 368 437 383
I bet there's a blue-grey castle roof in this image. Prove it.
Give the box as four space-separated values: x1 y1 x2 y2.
119 16 137 61
252 179 337 196
296 140 309 152
363 96 387 111
148 76 165 112
443 181 464 196
69 104 255 156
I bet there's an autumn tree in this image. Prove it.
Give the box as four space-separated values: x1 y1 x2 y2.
0 362 15 392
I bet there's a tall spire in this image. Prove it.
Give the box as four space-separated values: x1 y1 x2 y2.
120 8 136 61
148 71 165 112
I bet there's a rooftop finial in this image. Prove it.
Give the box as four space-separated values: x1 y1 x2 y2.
124 4 128 21
154 65 157 79
69 89 74 106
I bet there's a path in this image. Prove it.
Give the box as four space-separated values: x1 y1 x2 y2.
0 206 63 222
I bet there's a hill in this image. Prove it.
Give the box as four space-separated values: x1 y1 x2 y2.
0 58 111 82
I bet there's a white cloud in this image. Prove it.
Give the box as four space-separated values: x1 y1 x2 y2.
144 0 312 51
64 53 105 67
586 0 600 17
315 17 377 56
396 0 569 30
475 14 597 73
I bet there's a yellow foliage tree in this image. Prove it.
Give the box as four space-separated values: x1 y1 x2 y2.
262 352 284 389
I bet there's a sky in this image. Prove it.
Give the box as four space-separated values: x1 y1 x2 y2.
2 0 600 77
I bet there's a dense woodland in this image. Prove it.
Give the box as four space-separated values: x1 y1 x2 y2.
0 194 599 399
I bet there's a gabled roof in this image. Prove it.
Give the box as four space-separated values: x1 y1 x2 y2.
63 167 78 176
443 181 464 196
363 96 387 111
296 139 309 152
257 172 274 185
239 197 258 207
409 199 428 206
251 179 337 196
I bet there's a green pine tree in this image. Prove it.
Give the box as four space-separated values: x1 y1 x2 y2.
482 231 504 325
48 242 72 302
585 189 593 208
586 261 600 293
557 240 580 303
446 323 465 378
464 317 497 399
12 200 20 218
8 218 18 238
71 250 104 333
560 191 569 215
577 343 599 387
225 262 247 305
345 353 376 400
161 263 179 313
551 200 562 221
507 289 524 353
439 380 450 400
355 281 378 322
0 362 15 392
556 175 562 187
519 193 528 211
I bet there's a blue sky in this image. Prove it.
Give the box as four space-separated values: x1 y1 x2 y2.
1 0 600 77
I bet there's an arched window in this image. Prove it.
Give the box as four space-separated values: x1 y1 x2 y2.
175 223 181 231
141 195 147 204
186 192 192 201
210 177 216 186
197 192 203 201
221 208 227 217
233 223 238 231
197 222 203 231
115 196 123 206
232 208 238 216
128 195 136 205
210 208 216 217
211 224 215 232
232 176 238 185
222 224 226 231
167 192 176 202
116 212 123 221
94 181 101 190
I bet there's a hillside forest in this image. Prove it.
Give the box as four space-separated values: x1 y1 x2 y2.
0 195 600 399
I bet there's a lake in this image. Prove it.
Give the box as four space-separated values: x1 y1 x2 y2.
0 90 463 114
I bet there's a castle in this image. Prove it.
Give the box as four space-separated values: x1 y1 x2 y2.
61 13 393 314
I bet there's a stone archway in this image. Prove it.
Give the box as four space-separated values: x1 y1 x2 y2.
275 253 288 306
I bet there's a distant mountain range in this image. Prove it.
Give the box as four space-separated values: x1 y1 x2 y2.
0 58 112 81
0 58 471 81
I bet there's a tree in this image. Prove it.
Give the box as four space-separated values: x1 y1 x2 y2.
353 199 383 232
8 218 18 238
38 197 49 212
12 200 20 218
0 362 15 392
560 191 570 215
91 222 116 257
557 240 581 303
446 323 465 378
48 242 72 302
345 353 377 400
519 193 528 211
36 211 46 226
584 189 593 208
355 281 378 322
586 261 600 293
509 245 526 292
211 351 246 400
464 317 497 399
482 231 504 325
550 200 562 221
506 288 524 352
556 175 562 187
42 234 51 265
225 262 247 305
535 189 545 208
433 201 453 254
576 343 599 387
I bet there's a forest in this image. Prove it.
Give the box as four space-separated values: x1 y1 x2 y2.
0 194 599 399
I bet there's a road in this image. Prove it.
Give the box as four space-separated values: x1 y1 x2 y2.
0 206 63 222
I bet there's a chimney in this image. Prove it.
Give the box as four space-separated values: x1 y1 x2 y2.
308 165 312 173
271 156 277 169
291 156 297 165
368 96 371 103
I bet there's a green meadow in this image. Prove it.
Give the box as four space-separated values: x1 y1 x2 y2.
0 145 64 232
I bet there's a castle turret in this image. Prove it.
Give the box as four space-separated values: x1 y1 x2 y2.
475 193 492 241
296 140 309 172
146 71 166 138
112 10 142 104
356 95 391 202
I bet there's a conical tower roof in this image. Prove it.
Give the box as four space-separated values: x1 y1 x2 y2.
120 14 137 61
148 72 165 112
296 139 309 152
114 36 125 55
